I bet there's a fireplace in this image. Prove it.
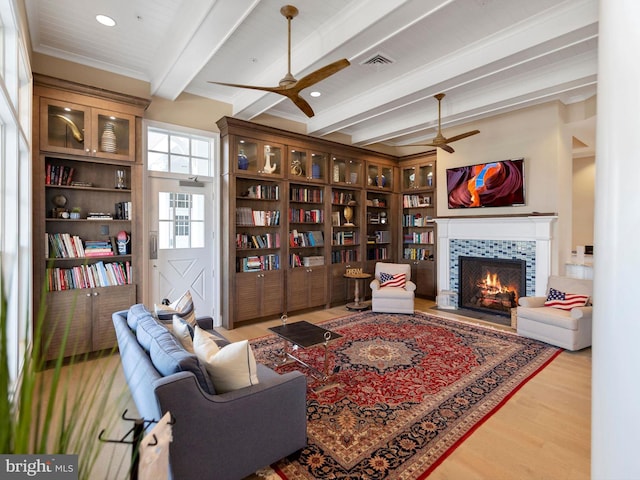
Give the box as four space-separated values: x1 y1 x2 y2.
458 256 526 317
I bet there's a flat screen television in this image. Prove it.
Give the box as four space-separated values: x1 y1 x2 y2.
446 158 525 209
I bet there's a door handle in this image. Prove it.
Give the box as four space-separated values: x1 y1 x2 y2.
149 231 158 259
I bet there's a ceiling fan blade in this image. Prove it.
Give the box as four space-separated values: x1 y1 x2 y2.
285 93 315 118
444 130 480 144
438 143 455 154
208 81 282 94
294 58 351 91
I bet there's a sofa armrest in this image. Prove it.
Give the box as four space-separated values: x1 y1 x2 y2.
518 296 546 308
153 368 307 480
195 316 214 330
370 279 381 290
405 280 416 292
571 305 593 320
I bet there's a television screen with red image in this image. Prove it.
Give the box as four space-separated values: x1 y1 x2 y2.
446 158 525 209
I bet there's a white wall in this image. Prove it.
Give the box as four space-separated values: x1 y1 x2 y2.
435 101 573 272
572 155 595 248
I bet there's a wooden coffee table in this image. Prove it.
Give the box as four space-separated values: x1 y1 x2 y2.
268 320 342 388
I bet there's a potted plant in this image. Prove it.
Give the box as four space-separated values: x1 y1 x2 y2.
70 207 81 220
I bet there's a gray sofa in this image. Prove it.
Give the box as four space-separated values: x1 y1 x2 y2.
112 304 307 480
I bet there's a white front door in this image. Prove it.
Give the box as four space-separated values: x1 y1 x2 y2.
148 176 215 317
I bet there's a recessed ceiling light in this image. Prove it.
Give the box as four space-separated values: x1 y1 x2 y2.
96 14 116 27
310 91 321 98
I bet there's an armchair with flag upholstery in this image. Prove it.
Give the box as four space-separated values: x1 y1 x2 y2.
369 262 416 314
516 275 593 350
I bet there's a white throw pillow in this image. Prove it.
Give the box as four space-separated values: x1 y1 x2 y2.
172 315 194 353
193 326 259 393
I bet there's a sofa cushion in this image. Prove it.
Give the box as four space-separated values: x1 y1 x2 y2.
136 310 170 352
193 326 259 393
517 306 578 330
544 287 589 310
154 290 197 328
380 272 407 288
127 303 153 332
149 326 215 395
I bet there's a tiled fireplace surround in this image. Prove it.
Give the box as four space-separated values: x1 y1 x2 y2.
435 216 557 308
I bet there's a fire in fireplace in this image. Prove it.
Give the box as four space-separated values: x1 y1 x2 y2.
458 256 526 317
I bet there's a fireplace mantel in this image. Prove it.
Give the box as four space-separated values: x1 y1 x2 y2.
435 216 557 298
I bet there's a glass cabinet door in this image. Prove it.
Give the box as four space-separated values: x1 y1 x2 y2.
235 137 259 174
91 109 136 161
289 148 328 182
367 163 394 190
261 143 283 176
402 162 434 189
331 156 362 186
40 98 91 156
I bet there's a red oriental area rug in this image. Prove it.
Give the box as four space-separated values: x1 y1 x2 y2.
250 311 561 479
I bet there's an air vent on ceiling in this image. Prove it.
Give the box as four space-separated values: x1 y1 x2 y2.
361 53 394 66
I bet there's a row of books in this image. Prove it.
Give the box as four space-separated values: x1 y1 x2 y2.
290 186 323 203
403 231 434 244
241 184 279 200
46 163 75 186
47 233 119 258
236 207 281 226
288 208 323 224
403 248 433 261
47 261 132 291
331 191 355 205
235 233 280 249
238 254 280 272
331 249 359 264
289 230 324 247
403 194 432 208
115 201 133 220
332 231 358 245
367 246 389 260
402 214 434 227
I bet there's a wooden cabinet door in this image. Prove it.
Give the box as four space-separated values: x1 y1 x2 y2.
43 290 92 361
287 268 308 312
40 98 92 157
307 266 327 308
91 108 137 162
413 261 436 299
92 285 137 351
236 272 261 322
261 270 284 317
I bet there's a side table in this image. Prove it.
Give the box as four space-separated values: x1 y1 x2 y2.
344 272 372 311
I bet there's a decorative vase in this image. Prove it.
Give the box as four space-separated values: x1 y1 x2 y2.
238 149 249 170
312 163 321 179
377 174 386 187
100 122 117 153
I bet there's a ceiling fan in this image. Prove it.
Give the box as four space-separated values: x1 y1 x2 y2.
410 93 480 153
209 5 350 118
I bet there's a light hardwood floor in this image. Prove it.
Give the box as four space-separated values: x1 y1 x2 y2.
61 299 591 479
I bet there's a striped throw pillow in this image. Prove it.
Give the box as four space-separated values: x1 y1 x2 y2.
544 287 589 310
379 272 407 288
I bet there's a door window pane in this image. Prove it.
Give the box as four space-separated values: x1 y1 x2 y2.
158 192 205 249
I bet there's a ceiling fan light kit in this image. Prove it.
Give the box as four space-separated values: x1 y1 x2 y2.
409 93 480 153
209 5 350 118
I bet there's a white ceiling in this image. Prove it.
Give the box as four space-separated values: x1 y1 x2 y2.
24 0 598 150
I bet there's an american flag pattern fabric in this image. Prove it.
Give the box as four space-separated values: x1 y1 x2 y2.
379 272 407 288
544 287 589 310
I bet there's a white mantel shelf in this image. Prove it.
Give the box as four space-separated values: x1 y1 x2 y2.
435 215 558 297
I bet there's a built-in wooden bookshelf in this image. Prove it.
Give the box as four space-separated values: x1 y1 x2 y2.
399 154 437 299
33 75 149 360
217 116 434 328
